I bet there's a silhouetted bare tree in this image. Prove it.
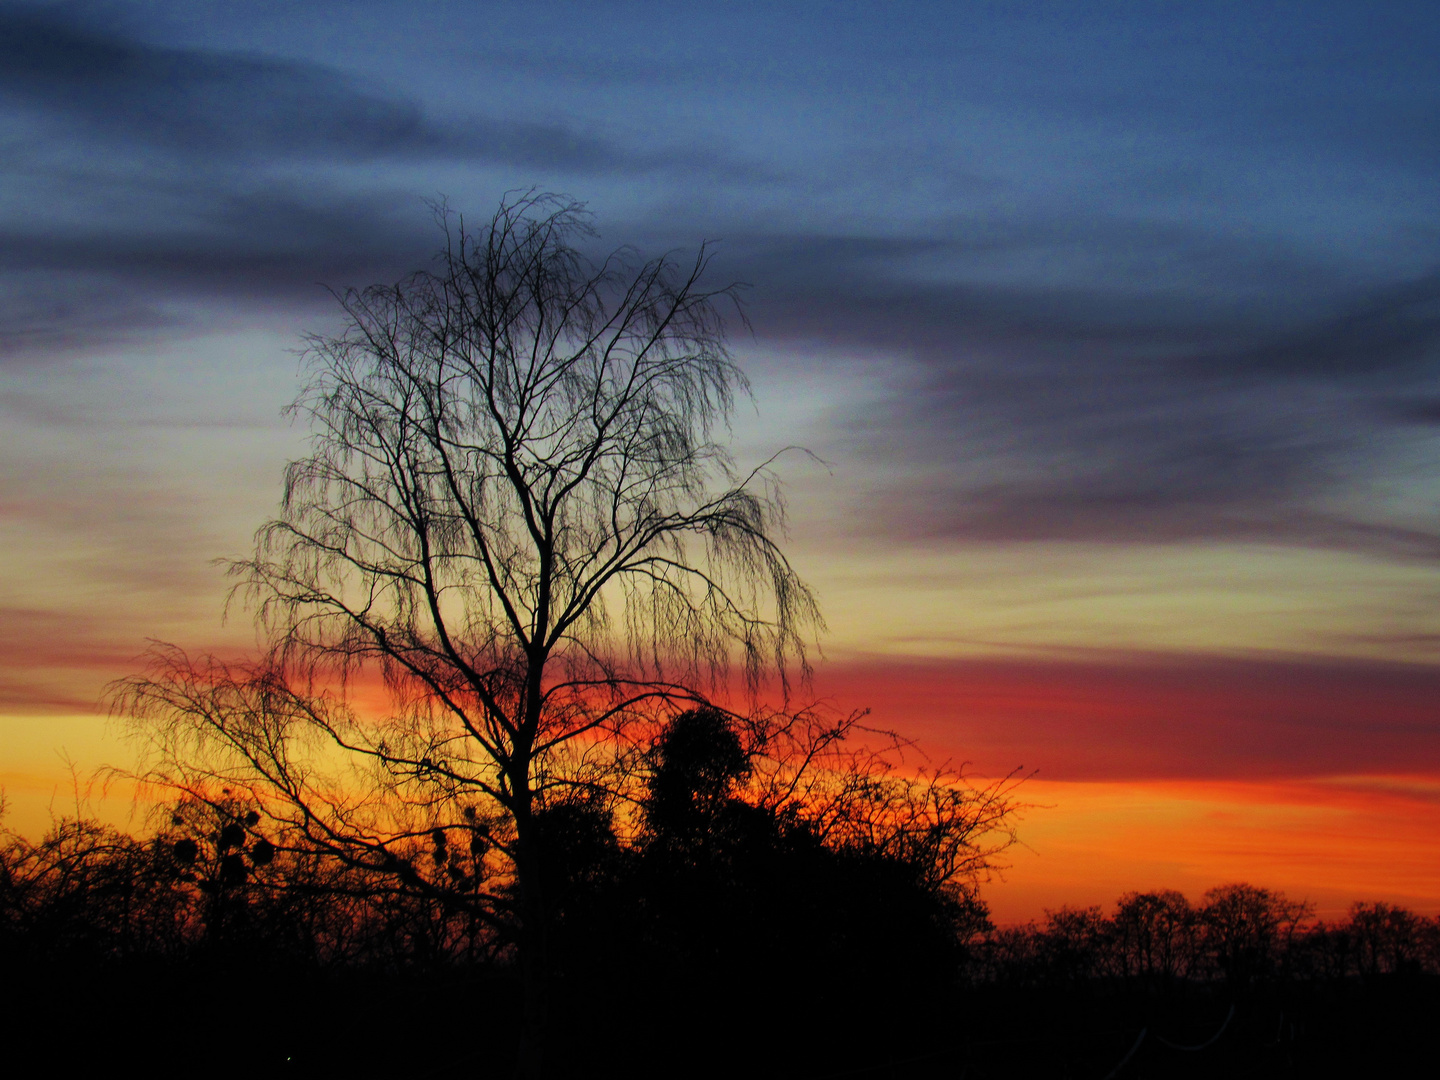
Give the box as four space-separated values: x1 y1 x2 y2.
1113 889 1197 988
112 192 819 1071
1201 883 1312 988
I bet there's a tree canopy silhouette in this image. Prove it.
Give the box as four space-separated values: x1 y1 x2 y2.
113 192 821 1068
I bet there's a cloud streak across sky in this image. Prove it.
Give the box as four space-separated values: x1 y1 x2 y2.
818 652 1440 782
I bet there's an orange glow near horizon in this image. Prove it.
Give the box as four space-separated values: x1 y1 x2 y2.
8 703 1440 927
10 750 1437 925
4 615 1439 925
983 775 1440 924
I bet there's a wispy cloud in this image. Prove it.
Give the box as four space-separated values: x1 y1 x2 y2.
817 651 1440 781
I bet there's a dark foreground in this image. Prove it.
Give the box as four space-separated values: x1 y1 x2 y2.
3 956 1435 1077
5 747 1437 1077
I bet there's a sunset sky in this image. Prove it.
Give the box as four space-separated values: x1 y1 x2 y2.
3 0 1439 921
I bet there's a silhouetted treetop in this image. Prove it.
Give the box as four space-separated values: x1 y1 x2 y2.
644 707 750 838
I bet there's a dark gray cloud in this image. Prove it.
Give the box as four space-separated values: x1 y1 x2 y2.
0 184 435 361
0 186 425 286
0 271 174 359
716 224 1366 367
1210 273 1440 381
1393 398 1440 426
0 5 741 172
0 5 444 161
713 227 1440 556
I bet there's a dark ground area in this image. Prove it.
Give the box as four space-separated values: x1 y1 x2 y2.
5 952 1435 1077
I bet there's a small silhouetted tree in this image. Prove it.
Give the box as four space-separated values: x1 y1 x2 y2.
1039 905 1111 984
643 706 751 852
0 817 187 962
1113 889 1197 988
1348 901 1427 978
1200 883 1311 988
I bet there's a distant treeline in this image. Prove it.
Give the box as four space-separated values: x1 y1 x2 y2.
3 802 1435 1077
4 810 1435 984
976 886 1439 987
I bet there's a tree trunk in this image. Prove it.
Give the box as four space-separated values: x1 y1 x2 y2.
512 772 550 1078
